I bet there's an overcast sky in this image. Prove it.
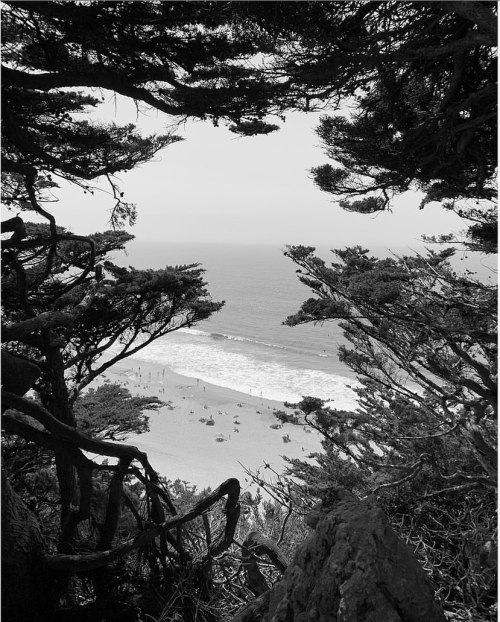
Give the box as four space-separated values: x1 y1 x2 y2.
15 95 469 250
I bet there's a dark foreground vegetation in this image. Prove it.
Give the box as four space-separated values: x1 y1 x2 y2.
2 2 497 621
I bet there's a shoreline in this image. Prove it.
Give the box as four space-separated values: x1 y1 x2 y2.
90 357 323 492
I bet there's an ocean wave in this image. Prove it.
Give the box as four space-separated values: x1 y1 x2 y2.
179 326 332 359
179 328 209 337
181 326 285 348
126 337 358 409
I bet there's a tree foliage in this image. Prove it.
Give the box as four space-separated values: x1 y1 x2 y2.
1 2 497 620
2 221 222 409
304 2 497 218
1 3 300 619
3 1 496 228
281 245 497 619
274 5 498 613
73 383 164 441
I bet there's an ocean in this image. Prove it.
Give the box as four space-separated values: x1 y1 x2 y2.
114 242 360 408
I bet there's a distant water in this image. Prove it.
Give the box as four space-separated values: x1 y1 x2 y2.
111 241 496 407
114 242 359 408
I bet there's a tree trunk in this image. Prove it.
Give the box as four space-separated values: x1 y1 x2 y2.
42 339 81 553
1 471 54 622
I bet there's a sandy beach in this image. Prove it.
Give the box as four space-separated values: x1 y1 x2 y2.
90 358 323 493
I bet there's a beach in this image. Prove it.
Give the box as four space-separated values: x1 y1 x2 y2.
91 357 324 493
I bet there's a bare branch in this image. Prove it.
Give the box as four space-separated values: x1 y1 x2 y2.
42 478 241 573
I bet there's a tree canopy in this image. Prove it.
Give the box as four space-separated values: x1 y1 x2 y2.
2 1 496 231
284 245 496 491
279 243 497 618
1 2 497 621
307 2 497 204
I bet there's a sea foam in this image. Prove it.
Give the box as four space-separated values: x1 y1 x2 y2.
126 333 358 409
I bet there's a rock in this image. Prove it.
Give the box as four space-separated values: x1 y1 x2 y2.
265 487 445 622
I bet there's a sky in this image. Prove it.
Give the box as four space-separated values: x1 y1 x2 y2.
10 94 471 250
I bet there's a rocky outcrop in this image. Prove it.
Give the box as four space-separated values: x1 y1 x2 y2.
269 487 445 622
235 487 445 622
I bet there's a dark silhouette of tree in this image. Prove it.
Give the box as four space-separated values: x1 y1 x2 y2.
1 2 497 619
281 245 497 618
1 213 228 620
2 2 284 617
302 2 497 243
276 4 498 613
3 1 496 226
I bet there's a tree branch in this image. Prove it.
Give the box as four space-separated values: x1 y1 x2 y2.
42 478 241 573
442 1 498 40
240 531 288 595
2 391 150 463
3 66 182 116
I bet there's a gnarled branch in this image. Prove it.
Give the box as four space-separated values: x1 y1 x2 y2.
42 478 241 573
